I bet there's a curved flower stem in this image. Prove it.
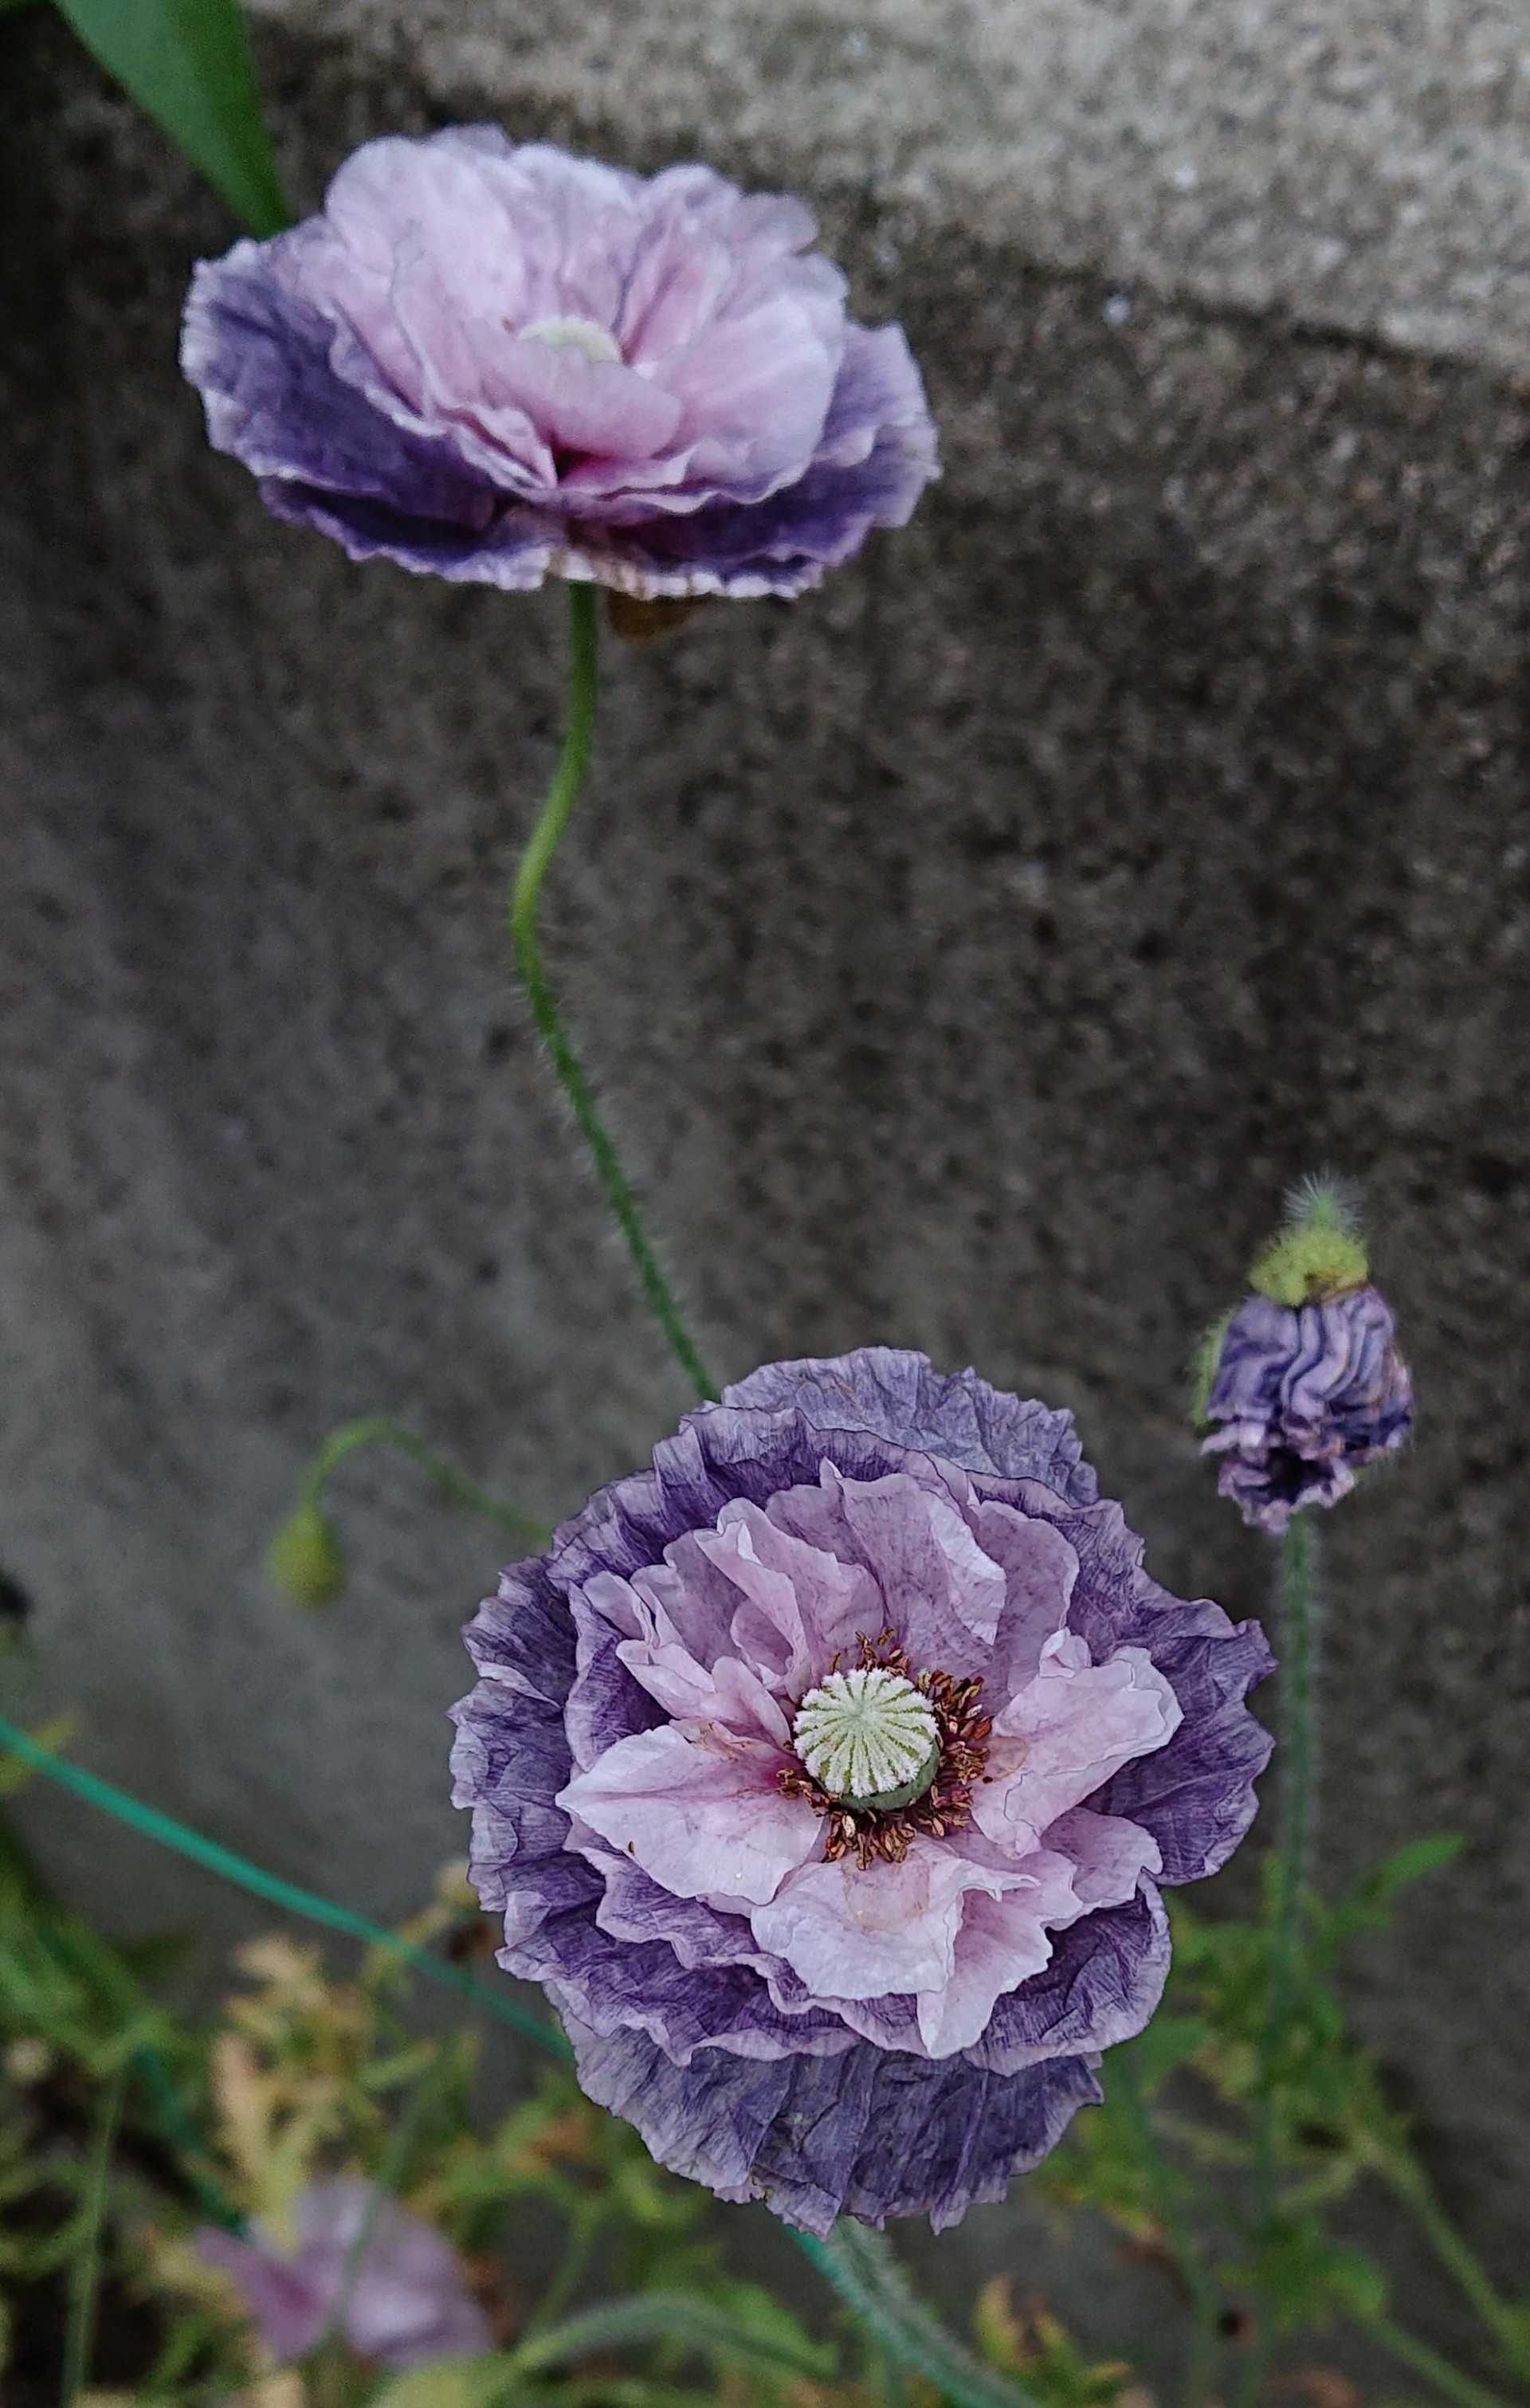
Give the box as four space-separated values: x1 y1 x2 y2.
1238 1516 1323 2408
508 584 715 1402
1112 2051 1223 2408
1380 2156 1530 2385
798 2222 1042 2408
298 1414 549 1545
1361 2315 1525 2408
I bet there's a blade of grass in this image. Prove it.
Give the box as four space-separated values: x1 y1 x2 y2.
61 2062 126 2406
55 0 288 234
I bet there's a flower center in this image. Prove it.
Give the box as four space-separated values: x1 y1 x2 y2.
791 1669 940 1810
519 314 623 366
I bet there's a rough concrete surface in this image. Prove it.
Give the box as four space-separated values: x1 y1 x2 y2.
2 0 1528 2355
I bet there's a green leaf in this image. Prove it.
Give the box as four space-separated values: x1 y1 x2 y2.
1122 2014 1211 2091
1324 1835 1466 1943
54 0 288 234
1227 2215 1390 2331
656 2274 834 2380
371 2300 828 2408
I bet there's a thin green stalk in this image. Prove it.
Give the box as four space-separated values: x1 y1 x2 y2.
1381 2159 1530 2385
524 2195 607 2339
1238 1517 1323 2408
300 1416 549 1545
1363 2316 1524 2408
509 584 714 1401
798 2222 1041 2408
1112 2051 1222 2408
61 2063 126 2407
0 1717 570 2062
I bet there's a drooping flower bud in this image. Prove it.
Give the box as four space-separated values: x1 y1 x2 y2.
1197 1179 1412 1535
266 1501 347 1609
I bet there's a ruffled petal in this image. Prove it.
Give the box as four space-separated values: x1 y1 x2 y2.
557 1725 822 1905
973 1633 1181 1851
557 1999 1102 2233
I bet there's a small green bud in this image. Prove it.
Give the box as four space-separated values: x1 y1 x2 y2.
267 1501 347 1608
1248 1172 1369 1305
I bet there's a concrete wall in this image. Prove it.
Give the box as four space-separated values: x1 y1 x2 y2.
2 0 1527 2345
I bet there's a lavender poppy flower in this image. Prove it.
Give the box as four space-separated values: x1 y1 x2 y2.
197 2179 491 2367
451 1348 1271 2233
181 131 937 601
1200 1288 1414 1535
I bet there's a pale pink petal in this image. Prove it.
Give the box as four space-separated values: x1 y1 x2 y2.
692 1512 813 1693
830 1469 1008 1665
750 1844 1007 2001
614 1634 791 1747
490 341 683 463
712 1499 881 1684
628 1537 761 1670
576 1568 647 1641
590 1559 789 1743
558 1727 821 1905
617 226 739 364
667 297 839 480
915 1849 1085 2057
1046 1806 1162 1907
966 1499 1080 1693
765 1465 1006 1673
972 1633 1181 1851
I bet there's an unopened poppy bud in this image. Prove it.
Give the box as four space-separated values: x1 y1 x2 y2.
267 1502 347 1609
1198 1179 1412 1534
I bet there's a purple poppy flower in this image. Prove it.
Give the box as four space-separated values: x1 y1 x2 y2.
1200 1288 1414 1535
181 131 938 602
451 1348 1271 2233
197 2179 492 2367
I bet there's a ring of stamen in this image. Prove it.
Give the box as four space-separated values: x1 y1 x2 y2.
792 1668 940 1809
777 1630 992 1870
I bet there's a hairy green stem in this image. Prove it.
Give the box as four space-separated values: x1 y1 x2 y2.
798 2222 1040 2408
1363 2315 1524 2408
61 2062 125 2406
1238 1516 1323 2408
1112 2051 1222 2408
1382 2159 1530 2385
0 1717 569 2062
509 585 714 1401
299 1415 549 1545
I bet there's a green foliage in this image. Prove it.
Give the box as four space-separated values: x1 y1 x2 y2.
53 0 288 235
975 2283 1136 2408
1225 2214 1388 2331
0 1713 1512 2408
0 1818 839 2406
